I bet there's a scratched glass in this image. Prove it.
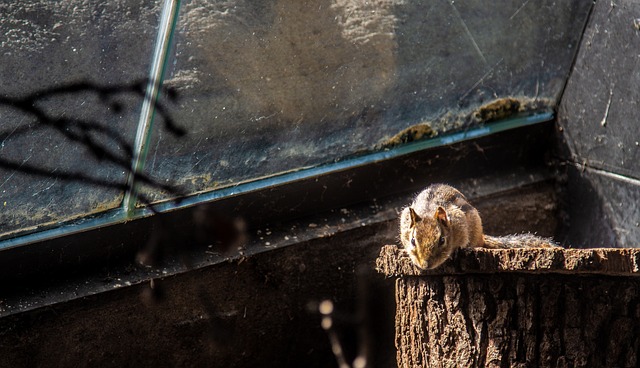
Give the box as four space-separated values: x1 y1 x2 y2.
0 1 160 238
141 0 592 202
0 0 593 241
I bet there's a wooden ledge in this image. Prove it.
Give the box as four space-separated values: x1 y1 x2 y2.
376 244 640 277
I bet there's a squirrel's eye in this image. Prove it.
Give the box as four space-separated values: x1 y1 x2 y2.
410 237 416 247
438 236 445 246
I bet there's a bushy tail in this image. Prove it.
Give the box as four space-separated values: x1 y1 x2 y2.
483 233 559 249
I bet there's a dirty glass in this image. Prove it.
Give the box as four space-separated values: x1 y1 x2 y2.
141 0 592 202
0 1 161 238
0 0 592 242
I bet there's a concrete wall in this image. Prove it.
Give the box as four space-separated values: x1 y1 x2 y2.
557 0 640 248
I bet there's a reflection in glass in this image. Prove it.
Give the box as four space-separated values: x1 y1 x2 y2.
0 0 593 243
143 0 591 202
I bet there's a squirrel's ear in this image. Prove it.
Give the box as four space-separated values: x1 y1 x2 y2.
409 208 421 227
435 206 449 227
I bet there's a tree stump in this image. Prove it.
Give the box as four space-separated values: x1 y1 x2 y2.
376 245 640 368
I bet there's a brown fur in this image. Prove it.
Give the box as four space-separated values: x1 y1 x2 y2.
400 184 558 269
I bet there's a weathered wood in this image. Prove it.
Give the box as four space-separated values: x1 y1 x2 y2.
378 246 640 367
377 245 640 277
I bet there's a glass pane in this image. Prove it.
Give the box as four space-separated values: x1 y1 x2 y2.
142 0 591 202
0 1 161 238
1 0 594 242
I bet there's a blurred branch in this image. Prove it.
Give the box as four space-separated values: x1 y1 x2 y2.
319 300 356 368
318 267 389 368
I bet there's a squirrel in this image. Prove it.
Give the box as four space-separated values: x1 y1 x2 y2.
399 183 558 269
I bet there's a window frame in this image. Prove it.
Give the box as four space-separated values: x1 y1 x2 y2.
0 118 557 300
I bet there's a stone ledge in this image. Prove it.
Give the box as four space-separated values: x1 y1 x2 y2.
376 244 640 277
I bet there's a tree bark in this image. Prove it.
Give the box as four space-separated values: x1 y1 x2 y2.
377 245 640 367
